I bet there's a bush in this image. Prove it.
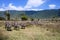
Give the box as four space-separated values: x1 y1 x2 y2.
30 18 34 21
21 16 28 21
0 17 5 20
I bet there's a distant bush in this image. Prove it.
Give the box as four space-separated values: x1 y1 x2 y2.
21 16 28 21
0 17 5 20
30 18 34 21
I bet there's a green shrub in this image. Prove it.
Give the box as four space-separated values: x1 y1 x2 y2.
21 16 28 21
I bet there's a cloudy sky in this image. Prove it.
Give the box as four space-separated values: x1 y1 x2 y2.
0 0 60 11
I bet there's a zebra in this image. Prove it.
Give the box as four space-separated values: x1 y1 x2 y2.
13 21 19 30
20 23 26 29
5 21 12 31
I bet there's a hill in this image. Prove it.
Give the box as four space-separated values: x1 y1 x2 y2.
0 9 60 19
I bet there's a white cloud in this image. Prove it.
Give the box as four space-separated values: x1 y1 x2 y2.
0 1 46 11
0 3 24 11
21 9 44 11
49 4 56 9
5 3 24 10
39 9 44 10
31 9 44 11
0 8 5 11
24 0 46 9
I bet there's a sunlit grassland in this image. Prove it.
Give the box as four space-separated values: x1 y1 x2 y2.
0 21 60 40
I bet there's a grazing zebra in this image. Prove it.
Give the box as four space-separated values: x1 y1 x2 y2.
13 21 19 30
5 21 12 31
20 23 26 29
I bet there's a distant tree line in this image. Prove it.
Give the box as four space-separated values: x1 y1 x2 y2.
0 10 60 21
0 10 29 21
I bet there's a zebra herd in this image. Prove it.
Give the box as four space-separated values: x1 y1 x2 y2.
4 21 41 31
5 21 27 31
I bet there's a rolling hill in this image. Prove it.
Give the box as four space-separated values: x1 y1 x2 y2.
0 9 60 19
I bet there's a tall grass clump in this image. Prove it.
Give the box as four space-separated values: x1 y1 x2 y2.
0 29 9 40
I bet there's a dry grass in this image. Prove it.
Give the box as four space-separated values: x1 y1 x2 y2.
0 29 9 40
0 21 60 40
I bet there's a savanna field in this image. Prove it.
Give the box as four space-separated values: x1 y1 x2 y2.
0 0 60 40
0 20 60 40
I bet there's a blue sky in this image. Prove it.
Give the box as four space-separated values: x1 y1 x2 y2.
0 0 60 11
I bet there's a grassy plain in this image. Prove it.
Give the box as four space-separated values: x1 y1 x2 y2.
0 21 60 40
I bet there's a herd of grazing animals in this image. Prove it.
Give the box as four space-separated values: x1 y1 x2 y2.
5 20 51 31
4 21 41 31
3 20 60 31
5 21 27 31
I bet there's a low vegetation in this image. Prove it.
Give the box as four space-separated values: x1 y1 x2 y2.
0 21 60 40
0 29 9 40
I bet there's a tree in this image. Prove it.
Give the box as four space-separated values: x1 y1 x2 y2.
20 13 28 21
0 17 5 20
52 16 58 22
4 11 10 20
21 15 28 21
